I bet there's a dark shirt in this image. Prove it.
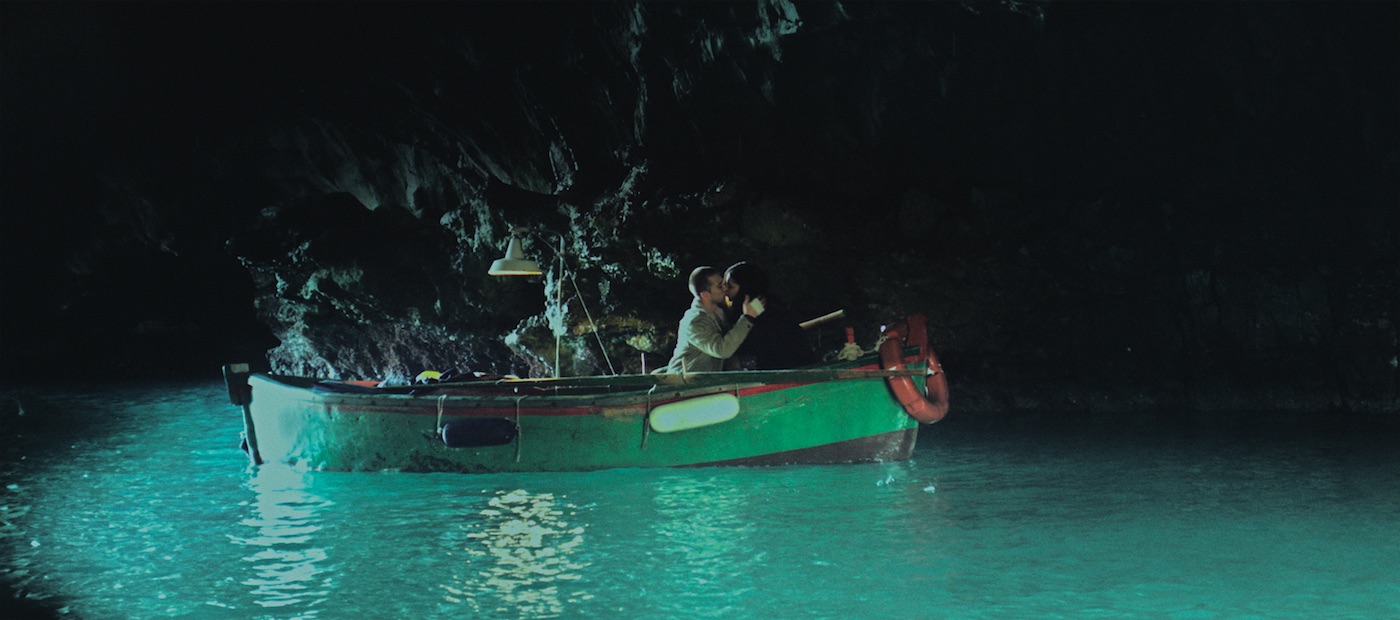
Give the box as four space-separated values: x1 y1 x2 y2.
729 297 817 370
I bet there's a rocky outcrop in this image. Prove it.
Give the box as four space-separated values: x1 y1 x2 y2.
3 2 1396 411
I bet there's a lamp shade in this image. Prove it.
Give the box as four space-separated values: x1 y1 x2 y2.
487 236 543 276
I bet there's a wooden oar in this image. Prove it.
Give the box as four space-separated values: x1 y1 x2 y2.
223 363 263 466
800 309 845 330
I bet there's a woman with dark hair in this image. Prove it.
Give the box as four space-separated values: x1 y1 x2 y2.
722 261 817 370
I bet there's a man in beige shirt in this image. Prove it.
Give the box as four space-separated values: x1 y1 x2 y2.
661 266 765 374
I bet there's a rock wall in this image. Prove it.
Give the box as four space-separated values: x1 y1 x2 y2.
2 1 1396 412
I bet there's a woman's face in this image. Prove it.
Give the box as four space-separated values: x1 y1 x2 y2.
723 274 742 303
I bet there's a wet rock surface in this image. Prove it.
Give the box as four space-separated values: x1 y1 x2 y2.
2 1 1396 412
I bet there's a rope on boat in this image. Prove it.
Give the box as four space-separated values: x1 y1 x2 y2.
514 395 526 462
641 384 658 450
436 394 447 433
568 272 617 375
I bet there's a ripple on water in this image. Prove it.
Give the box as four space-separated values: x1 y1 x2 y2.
1 384 1397 618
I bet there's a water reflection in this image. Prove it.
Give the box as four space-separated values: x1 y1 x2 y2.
648 473 760 610
231 464 333 614
441 489 589 617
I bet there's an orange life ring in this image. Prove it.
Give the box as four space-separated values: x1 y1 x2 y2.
879 314 949 423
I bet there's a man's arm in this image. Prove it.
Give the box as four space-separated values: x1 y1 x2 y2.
687 313 754 360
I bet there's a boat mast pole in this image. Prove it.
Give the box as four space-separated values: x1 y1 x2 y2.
554 234 563 378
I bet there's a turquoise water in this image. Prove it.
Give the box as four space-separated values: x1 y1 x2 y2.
1 382 1396 619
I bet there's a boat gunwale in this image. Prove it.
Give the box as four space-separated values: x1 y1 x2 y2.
251 361 930 416
262 349 919 389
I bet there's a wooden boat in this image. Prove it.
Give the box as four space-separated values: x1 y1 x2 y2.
223 314 948 473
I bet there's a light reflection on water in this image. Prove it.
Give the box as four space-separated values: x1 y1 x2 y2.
440 489 589 617
0 382 1397 619
234 464 334 613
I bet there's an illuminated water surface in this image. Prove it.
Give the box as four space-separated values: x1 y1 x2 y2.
1 382 1396 618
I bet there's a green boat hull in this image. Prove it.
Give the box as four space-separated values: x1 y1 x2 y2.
240 362 931 473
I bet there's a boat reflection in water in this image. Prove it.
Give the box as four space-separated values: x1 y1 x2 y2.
233 464 333 612
442 489 589 616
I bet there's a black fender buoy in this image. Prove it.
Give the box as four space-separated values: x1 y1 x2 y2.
441 418 519 448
